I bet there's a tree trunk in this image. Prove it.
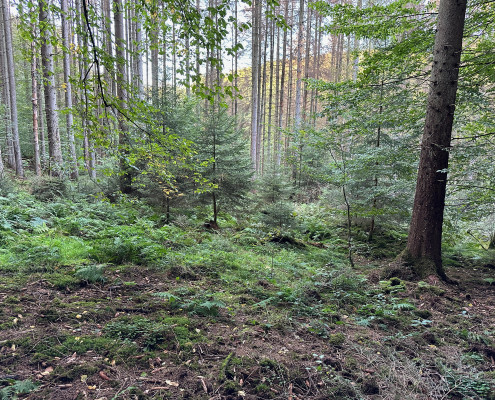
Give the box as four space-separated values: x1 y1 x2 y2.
2 0 24 177
114 0 132 193
151 20 159 107
267 17 275 168
302 5 312 119
37 57 46 168
277 0 289 166
250 0 260 172
135 0 144 100
404 0 467 279
293 0 304 131
40 0 63 177
61 0 78 180
31 23 41 177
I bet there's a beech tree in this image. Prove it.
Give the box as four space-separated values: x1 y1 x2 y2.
404 0 467 279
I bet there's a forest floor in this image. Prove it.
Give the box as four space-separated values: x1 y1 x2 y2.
0 187 495 399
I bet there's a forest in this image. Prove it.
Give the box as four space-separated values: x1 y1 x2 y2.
0 0 494 398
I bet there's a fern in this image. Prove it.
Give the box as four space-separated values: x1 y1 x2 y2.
75 265 106 283
393 302 416 311
0 380 38 399
152 292 180 303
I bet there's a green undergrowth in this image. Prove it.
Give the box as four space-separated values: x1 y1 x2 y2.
1 186 494 398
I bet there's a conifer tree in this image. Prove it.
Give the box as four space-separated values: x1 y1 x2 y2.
194 110 253 225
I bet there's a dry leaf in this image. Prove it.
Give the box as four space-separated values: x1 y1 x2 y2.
41 366 53 376
99 371 111 380
165 380 179 387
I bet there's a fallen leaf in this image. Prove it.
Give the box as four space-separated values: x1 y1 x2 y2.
41 366 53 376
165 380 179 387
80 375 88 382
99 371 111 380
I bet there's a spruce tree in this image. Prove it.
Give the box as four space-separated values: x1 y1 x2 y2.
194 110 253 226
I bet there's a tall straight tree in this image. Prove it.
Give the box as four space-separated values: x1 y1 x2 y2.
31 19 41 176
293 0 305 130
114 0 132 193
1 0 24 177
39 0 63 176
61 0 78 180
405 0 467 279
250 0 261 172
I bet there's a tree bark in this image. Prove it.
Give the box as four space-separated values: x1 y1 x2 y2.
114 0 132 193
250 0 261 172
293 0 305 131
31 22 41 177
404 0 467 279
2 0 24 177
40 0 63 177
276 0 289 166
135 0 144 100
61 0 78 180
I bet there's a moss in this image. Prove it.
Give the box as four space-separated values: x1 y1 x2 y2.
4 296 20 304
222 380 241 395
417 281 446 296
255 383 274 398
44 272 81 290
328 333 346 347
218 352 234 382
259 358 279 369
414 309 432 319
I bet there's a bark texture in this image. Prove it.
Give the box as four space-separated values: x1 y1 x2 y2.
40 0 63 176
114 0 132 194
2 0 24 177
405 0 467 278
61 0 78 180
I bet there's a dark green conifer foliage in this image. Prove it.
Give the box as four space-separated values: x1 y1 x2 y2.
194 110 252 225
256 169 296 230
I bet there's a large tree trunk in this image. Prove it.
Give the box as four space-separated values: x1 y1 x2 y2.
404 0 467 279
2 0 24 177
40 0 63 177
61 0 78 180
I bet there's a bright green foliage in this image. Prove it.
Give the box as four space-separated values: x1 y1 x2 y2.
75 264 106 283
309 0 495 250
